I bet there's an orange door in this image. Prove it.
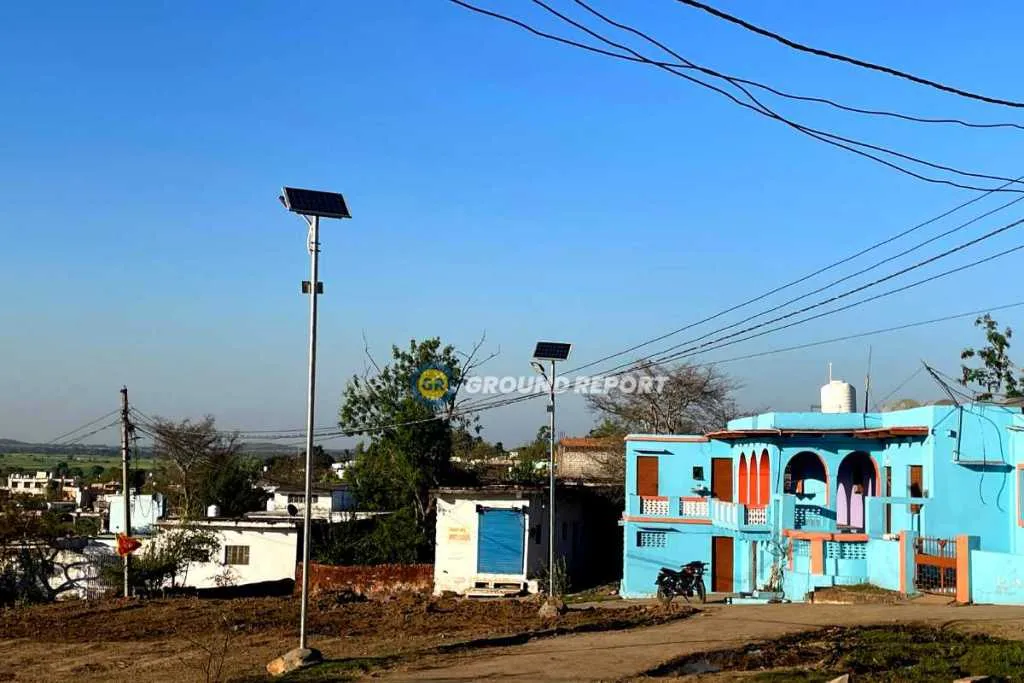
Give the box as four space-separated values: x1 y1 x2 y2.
711 458 733 502
712 536 734 593
637 456 659 497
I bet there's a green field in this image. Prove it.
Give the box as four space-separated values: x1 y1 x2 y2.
0 452 155 475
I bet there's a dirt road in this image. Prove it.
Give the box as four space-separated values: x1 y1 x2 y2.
376 601 1024 682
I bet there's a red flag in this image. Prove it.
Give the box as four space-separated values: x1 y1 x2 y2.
116 533 141 557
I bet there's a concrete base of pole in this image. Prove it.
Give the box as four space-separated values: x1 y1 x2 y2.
266 647 322 677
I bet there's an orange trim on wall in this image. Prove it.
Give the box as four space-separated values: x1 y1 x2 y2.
787 541 794 571
782 529 868 543
679 496 706 502
622 515 712 525
626 434 710 443
640 496 669 502
956 535 971 604
810 539 825 575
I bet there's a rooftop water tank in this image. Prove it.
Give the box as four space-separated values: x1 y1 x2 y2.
206 504 220 518
821 380 856 414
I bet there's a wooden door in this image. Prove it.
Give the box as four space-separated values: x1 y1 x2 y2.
712 536 734 593
636 456 659 497
909 465 923 515
711 458 733 502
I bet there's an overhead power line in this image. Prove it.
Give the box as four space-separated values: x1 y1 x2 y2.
673 0 1024 109
523 0 1023 191
47 408 121 445
570 0 1024 132
453 0 1024 193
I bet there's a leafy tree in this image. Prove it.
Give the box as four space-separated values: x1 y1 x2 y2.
960 314 1022 401
339 337 494 560
89 465 105 479
314 508 426 565
263 446 334 487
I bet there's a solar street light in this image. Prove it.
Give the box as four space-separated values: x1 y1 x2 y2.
281 186 351 655
532 341 571 597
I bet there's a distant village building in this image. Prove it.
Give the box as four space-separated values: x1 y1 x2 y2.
4 471 78 498
107 493 165 535
557 437 621 482
245 485 355 523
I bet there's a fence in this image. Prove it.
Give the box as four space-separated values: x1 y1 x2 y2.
295 563 433 598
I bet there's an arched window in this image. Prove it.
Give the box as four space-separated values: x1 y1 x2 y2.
757 449 770 506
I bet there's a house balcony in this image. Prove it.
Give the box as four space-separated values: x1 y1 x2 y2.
779 494 837 532
627 495 711 522
708 499 770 531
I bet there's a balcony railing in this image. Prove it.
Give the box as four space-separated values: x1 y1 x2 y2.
745 504 767 525
631 495 711 520
794 503 836 531
679 496 709 518
639 496 670 516
709 499 770 530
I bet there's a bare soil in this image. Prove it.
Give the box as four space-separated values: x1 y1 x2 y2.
0 593 693 682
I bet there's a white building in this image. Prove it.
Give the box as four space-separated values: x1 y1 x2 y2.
107 493 165 535
154 518 300 589
432 486 588 597
5 471 77 498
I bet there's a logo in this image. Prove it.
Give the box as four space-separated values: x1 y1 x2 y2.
411 362 456 407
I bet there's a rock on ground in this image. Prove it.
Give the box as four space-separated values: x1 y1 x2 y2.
266 647 322 676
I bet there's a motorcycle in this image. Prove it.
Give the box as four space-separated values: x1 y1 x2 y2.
655 560 708 606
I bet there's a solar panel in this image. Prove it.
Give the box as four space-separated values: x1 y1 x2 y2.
533 341 572 361
281 187 351 219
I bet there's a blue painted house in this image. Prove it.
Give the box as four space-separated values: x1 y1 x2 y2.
621 402 1024 604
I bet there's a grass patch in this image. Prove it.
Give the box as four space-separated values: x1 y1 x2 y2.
647 624 1024 682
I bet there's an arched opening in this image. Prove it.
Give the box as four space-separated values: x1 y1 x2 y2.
836 451 878 530
738 454 748 505
783 451 828 504
748 452 758 506
757 449 770 506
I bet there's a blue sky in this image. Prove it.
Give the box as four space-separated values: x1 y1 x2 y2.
2 1 1023 448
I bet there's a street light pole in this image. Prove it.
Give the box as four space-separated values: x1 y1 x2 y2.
532 341 571 598
547 359 555 596
279 187 350 665
299 214 319 651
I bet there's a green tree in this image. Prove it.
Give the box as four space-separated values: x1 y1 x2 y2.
961 314 1022 401
340 337 492 559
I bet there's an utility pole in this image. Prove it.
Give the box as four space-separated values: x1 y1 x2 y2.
120 385 132 598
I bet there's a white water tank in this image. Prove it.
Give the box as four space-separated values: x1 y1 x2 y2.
821 380 856 413
206 504 220 518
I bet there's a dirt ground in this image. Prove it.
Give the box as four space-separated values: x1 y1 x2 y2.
0 593 689 682
371 600 1024 682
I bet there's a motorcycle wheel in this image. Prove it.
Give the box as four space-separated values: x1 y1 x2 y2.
695 579 707 604
656 585 673 607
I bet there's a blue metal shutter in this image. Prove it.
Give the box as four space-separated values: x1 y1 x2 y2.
477 508 525 574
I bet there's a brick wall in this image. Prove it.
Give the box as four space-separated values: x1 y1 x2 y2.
295 563 433 597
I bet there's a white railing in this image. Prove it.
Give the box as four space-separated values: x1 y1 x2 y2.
679 497 709 518
639 496 670 516
710 499 739 527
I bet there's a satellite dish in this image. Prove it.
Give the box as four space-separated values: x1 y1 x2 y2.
287 504 298 517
